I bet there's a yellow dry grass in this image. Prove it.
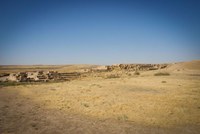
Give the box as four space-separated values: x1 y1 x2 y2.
12 74 200 127
0 60 200 133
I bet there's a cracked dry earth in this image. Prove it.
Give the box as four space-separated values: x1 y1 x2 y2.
0 74 200 134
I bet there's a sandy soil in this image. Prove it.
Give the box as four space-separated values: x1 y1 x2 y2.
0 61 200 134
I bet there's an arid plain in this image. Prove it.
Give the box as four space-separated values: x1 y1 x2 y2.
0 60 200 134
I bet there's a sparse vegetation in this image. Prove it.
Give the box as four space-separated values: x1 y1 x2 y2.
0 81 65 87
127 73 132 76
0 81 28 87
134 71 140 75
82 103 89 108
50 88 56 91
106 74 120 79
154 72 170 76
117 115 129 121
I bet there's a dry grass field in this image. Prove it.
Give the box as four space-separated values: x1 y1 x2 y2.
0 64 97 73
0 60 200 134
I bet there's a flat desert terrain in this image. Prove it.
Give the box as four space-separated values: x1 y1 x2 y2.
0 61 200 134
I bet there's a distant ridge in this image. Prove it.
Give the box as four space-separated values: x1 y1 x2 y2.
168 60 200 71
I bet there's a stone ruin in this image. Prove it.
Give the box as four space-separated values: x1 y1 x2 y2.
77 64 168 73
0 71 80 82
106 64 168 71
0 64 168 83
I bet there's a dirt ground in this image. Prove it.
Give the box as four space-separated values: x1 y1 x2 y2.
0 61 200 134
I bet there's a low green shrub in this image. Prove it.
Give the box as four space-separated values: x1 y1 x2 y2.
134 71 140 75
106 74 120 79
154 72 170 76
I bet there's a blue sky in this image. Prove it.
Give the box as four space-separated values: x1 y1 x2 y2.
0 0 200 65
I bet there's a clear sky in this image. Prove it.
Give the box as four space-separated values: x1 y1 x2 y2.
0 0 200 65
